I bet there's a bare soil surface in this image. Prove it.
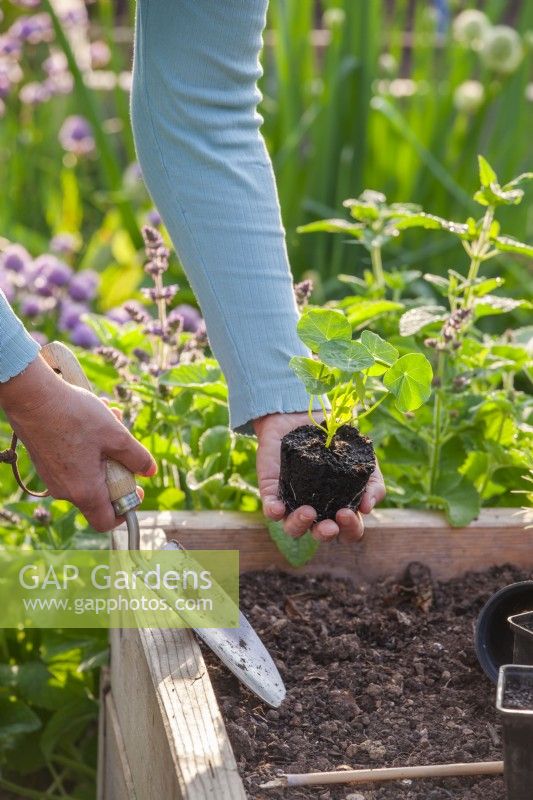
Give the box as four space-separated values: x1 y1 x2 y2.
204 563 526 799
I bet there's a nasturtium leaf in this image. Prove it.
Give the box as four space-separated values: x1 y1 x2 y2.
435 474 481 527
383 354 433 412
289 357 336 395
267 521 318 568
360 330 399 366
297 308 351 352
478 155 498 187
399 306 447 337
318 339 374 373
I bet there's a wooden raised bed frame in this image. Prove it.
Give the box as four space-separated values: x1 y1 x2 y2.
98 508 533 800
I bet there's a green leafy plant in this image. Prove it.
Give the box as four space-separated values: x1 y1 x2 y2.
290 307 433 446
302 156 532 526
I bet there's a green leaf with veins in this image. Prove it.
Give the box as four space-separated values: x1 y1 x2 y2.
297 308 352 352
360 330 399 366
383 354 433 412
266 521 318 567
318 339 374 372
289 357 336 394
435 474 481 527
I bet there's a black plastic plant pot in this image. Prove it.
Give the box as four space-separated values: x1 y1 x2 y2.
497 665 533 800
509 611 533 667
278 424 375 523
475 581 533 684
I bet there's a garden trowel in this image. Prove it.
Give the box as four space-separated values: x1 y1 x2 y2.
40 341 286 708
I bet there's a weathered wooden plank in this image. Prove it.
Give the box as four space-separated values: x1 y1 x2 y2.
110 531 246 800
131 508 533 582
97 667 137 800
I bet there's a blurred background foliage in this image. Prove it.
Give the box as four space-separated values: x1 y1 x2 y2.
1 0 531 307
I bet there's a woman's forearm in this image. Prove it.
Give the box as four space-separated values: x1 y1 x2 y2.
131 0 315 434
0 290 40 383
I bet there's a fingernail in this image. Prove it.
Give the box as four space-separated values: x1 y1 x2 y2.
369 497 376 511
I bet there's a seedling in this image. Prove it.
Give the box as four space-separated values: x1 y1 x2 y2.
290 308 433 446
278 308 433 521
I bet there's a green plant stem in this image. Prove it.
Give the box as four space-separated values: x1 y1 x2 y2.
0 778 78 800
463 206 495 308
429 350 446 494
51 755 96 780
358 392 387 420
307 397 328 436
370 245 385 291
41 0 141 249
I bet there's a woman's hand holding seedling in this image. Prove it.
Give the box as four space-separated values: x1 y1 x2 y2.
254 411 385 544
267 309 432 538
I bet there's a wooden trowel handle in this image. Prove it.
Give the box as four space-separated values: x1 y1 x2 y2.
41 341 139 512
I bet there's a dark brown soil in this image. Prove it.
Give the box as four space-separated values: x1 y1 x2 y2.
203 563 528 800
278 425 375 521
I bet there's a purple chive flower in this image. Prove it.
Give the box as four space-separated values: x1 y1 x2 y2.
146 209 162 228
10 0 41 7
59 115 95 156
90 40 111 69
11 14 52 45
43 52 67 76
67 269 99 302
0 278 15 303
42 256 72 287
19 81 51 105
70 321 98 349
1 244 31 273
0 36 22 58
31 331 48 346
59 301 86 331
168 304 202 332
21 294 43 318
44 71 73 96
50 232 78 255
106 305 132 325
31 254 70 294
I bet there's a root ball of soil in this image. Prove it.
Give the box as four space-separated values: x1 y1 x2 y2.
278 424 375 522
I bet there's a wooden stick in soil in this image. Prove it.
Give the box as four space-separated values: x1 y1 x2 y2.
259 760 504 788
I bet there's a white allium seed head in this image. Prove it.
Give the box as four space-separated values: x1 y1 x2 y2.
453 9 491 50
453 80 485 114
480 25 524 74
379 53 398 77
322 8 345 29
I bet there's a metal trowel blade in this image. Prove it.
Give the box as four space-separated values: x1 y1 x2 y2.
162 540 286 708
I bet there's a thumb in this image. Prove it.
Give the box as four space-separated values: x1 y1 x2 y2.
104 426 157 477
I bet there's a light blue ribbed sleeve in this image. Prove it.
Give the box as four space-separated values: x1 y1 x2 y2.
131 0 317 434
0 290 40 383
